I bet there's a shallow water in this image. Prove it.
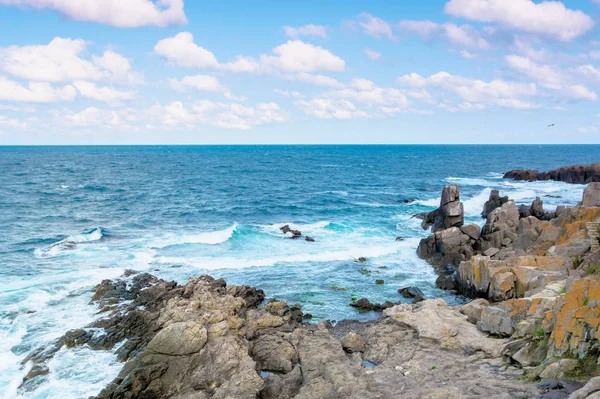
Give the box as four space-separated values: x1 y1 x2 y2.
1 144 598 398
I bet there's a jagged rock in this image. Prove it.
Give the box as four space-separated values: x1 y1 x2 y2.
305 236 315 242
583 182 600 207
539 359 579 380
482 189 509 219
259 366 302 399
504 163 600 184
398 286 425 303
531 196 545 219
484 247 500 257
251 334 298 373
433 185 464 232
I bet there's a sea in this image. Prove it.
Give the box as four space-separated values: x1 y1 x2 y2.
1 144 598 398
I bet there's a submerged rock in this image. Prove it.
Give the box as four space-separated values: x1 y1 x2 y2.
398 286 425 303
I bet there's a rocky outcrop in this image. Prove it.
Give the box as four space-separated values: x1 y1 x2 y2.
583 182 600 207
504 163 600 184
482 189 509 219
414 184 464 233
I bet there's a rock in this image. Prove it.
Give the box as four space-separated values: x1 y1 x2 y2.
280 224 291 234
503 163 600 184
481 190 509 219
350 298 395 311
146 321 207 356
358 257 367 263
259 366 302 399
251 334 298 373
531 196 545 219
460 298 489 324
583 182 600 207
340 332 365 353
414 208 439 230
539 359 579 380
433 185 464 232
375 279 384 285
484 247 500 257
395 236 405 241
305 236 315 242
460 224 481 240
398 286 425 303
568 376 600 399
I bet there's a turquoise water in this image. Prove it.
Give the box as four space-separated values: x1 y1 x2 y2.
1 145 598 398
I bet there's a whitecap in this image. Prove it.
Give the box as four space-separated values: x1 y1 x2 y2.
34 228 104 258
462 188 492 217
149 224 238 248
414 198 439 207
445 177 491 186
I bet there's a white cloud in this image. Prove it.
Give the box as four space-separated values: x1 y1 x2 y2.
398 20 489 49
154 34 345 75
0 115 28 129
260 40 345 73
578 126 598 133
0 104 36 112
154 32 219 68
296 98 369 119
274 89 303 98
0 38 144 86
0 37 102 82
444 0 594 42
562 85 597 101
459 50 477 59
577 64 600 81
148 100 287 130
365 49 381 60
291 72 345 88
283 24 327 39
92 50 145 85
57 106 133 128
0 0 187 28
398 71 539 109
168 74 222 91
73 81 135 103
356 13 395 40
505 54 563 88
0 76 77 102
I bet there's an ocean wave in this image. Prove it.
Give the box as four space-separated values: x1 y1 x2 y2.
445 177 491 186
261 221 332 236
149 224 238 248
414 198 439 207
154 243 403 270
463 188 492 217
34 228 104 258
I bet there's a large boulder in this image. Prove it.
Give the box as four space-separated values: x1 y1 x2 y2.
433 185 464 232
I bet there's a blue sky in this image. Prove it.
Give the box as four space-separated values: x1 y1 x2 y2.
0 0 599 144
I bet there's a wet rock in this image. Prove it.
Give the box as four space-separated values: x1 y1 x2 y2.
375 279 384 285
350 298 395 311
358 257 367 263
398 286 425 303
395 236 405 241
305 236 315 242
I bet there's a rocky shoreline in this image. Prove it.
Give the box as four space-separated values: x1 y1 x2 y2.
504 163 600 184
15 180 600 398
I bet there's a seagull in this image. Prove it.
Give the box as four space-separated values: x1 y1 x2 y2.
547 123 555 127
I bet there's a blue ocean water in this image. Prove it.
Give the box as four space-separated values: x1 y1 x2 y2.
1 144 599 398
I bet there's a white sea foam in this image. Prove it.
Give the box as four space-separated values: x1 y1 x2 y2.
462 188 492 217
34 228 104 258
262 221 331 235
154 243 402 270
414 198 439 207
149 224 238 248
445 177 491 186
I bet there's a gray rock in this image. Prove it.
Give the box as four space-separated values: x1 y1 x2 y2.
583 182 600 207
340 332 365 353
484 247 500 257
398 286 425 303
460 224 481 240
147 321 207 356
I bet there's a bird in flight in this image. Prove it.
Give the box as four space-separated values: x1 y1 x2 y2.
547 123 555 127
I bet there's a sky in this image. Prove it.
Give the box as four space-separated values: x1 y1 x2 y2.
0 0 600 144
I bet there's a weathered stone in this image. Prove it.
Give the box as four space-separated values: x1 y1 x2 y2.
147 321 207 356
504 163 600 184
539 359 579 380
460 298 489 324
398 286 425 303
583 182 600 207
460 224 481 240
340 332 365 353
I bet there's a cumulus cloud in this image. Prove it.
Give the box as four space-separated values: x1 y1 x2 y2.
147 100 287 130
73 81 135 103
154 33 345 75
296 98 369 119
154 32 219 68
364 49 381 60
0 38 144 85
0 76 77 102
0 115 29 129
505 55 598 101
398 20 489 49
168 74 222 92
397 71 539 109
274 89 303 98
577 64 600 81
356 13 395 40
283 24 327 39
289 72 345 88
57 106 134 128
0 0 187 28
444 0 594 42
